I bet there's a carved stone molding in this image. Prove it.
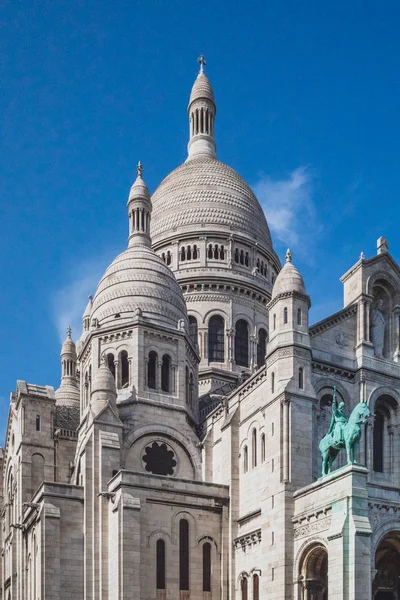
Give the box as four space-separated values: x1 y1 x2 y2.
233 528 262 551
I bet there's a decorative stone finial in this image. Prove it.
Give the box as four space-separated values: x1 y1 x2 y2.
285 249 292 263
67 325 72 338
136 161 144 178
360 252 365 260
88 294 93 302
377 236 388 255
198 54 206 73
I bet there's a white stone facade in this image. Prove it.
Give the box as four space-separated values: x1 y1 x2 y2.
1 61 400 600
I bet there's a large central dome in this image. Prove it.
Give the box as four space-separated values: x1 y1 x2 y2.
151 154 272 248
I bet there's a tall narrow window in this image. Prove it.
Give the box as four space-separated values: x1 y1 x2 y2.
180 247 186 261
208 316 225 362
271 372 275 393
161 355 171 392
243 446 248 473
261 433 266 462
257 329 267 368
220 245 225 259
245 252 249 266
373 411 384 472
235 320 249 367
299 367 304 389
120 350 129 388
148 351 157 390
156 539 166 590
253 574 259 600
187 246 192 260
235 248 239 263
283 307 288 324
208 244 213 259
166 251 172 265
35 415 41 432
241 577 248 600
297 308 302 325
273 314 276 330
189 316 198 346
202 542 211 592
179 519 189 591
240 250 244 265
185 366 190 404
214 244 219 259
189 372 194 407
252 429 257 468
193 245 198 259
107 353 116 379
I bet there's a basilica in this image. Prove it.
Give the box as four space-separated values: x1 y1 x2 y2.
2 58 400 600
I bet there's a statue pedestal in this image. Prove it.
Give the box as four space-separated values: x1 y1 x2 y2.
294 465 372 600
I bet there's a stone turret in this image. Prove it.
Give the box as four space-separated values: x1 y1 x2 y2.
90 358 117 417
187 55 217 159
55 327 80 407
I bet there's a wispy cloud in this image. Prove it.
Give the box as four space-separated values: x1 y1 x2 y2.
52 250 119 343
252 166 321 255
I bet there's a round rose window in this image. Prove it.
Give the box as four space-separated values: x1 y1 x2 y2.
142 441 177 476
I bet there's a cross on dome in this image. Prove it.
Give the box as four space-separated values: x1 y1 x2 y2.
286 249 292 263
198 54 206 73
67 325 72 338
136 161 144 178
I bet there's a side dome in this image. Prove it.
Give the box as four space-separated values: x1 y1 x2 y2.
90 243 188 329
151 155 272 249
272 249 307 299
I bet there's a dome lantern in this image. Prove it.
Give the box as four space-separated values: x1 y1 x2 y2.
55 326 80 407
187 56 217 159
127 161 152 248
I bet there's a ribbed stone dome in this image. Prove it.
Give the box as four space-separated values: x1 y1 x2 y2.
272 257 306 299
151 155 272 248
90 243 188 329
189 72 215 105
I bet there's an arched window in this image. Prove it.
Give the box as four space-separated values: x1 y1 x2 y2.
235 320 249 367
299 367 304 389
240 250 244 265
297 308 302 325
179 519 189 591
235 248 239 263
189 316 198 346
271 372 275 393
243 445 248 473
185 366 189 404
161 355 171 392
253 574 259 600
120 350 129 388
252 429 257 468
241 577 248 600
261 433 266 462
208 316 225 362
180 247 186 261
373 410 385 473
256 258 260 272
189 372 194 407
245 252 249 266
214 244 219 259
257 328 267 368
202 542 211 592
283 307 288 324
107 353 116 379
166 251 172 265
148 351 157 390
161 252 166 263
156 539 166 590
187 246 192 260
208 244 213 259
220 245 225 259
193 245 198 259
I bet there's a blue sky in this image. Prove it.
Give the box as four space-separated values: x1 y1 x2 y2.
1 0 400 439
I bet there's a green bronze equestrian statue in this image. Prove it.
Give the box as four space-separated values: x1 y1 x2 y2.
319 387 370 477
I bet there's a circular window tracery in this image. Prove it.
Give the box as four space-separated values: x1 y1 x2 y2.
142 441 177 476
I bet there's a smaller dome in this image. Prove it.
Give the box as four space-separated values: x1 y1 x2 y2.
61 327 77 357
272 249 306 299
92 360 117 398
189 73 215 106
128 172 151 204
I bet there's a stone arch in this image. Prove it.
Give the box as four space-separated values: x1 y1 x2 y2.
297 540 328 600
366 270 400 301
203 308 229 325
367 387 400 413
122 424 202 480
372 528 400 599
147 529 172 548
312 378 350 404
197 535 218 551
368 388 399 476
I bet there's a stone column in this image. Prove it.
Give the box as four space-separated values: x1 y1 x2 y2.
156 361 162 391
226 329 235 367
250 334 257 372
365 299 372 342
392 306 400 361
